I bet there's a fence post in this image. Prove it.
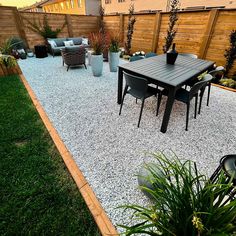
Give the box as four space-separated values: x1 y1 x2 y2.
119 14 124 45
198 9 219 59
151 12 162 53
13 8 29 48
65 14 74 38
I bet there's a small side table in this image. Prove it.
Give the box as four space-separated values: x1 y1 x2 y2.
34 45 48 58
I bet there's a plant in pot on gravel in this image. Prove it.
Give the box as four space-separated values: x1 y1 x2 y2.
118 152 236 236
108 35 120 72
89 32 104 77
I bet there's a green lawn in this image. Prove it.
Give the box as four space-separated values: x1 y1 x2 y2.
0 75 100 235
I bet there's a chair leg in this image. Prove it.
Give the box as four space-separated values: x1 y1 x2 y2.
135 98 138 104
156 93 162 116
194 94 198 119
119 86 128 116
67 65 70 71
84 63 87 69
186 102 190 131
207 83 211 106
62 60 64 66
198 93 203 114
138 99 145 128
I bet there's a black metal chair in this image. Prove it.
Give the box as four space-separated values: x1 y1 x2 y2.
158 74 212 131
206 66 225 106
145 52 157 58
185 66 225 111
210 154 236 205
129 55 143 62
119 72 161 128
179 53 198 59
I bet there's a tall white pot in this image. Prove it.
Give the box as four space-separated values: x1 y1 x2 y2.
108 51 120 72
91 54 103 77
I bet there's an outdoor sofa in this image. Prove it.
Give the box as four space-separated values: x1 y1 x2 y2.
47 37 89 57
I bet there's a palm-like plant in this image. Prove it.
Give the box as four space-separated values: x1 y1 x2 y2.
119 152 236 236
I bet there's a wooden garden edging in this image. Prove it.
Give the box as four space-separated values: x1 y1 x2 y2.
212 83 236 92
19 73 119 236
0 63 22 77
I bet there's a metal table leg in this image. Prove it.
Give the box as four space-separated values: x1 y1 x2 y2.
160 87 176 133
117 67 123 104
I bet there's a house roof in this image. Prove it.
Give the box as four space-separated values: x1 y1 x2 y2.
19 0 49 11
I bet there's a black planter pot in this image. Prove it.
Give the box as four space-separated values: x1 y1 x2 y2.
166 43 178 65
166 52 178 65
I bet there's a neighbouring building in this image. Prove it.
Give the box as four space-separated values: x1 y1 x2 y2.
42 0 100 15
20 0 100 15
102 0 236 14
19 0 49 12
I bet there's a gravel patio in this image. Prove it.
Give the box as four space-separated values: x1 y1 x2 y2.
19 56 236 230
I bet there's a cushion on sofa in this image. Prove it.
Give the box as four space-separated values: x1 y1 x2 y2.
67 37 82 45
82 38 89 45
54 38 67 47
48 40 57 48
64 40 74 47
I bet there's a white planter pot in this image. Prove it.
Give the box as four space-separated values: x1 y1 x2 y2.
91 54 103 77
108 51 120 72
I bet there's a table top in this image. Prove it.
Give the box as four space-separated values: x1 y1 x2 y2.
119 54 215 87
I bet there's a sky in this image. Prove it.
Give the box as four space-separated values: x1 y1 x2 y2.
0 0 37 8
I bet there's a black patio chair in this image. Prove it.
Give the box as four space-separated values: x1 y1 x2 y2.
145 52 157 58
158 74 212 131
129 55 143 62
179 53 198 59
206 66 225 106
185 66 225 111
210 154 236 205
119 72 162 128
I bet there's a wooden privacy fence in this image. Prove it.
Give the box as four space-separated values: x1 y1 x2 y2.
0 6 235 74
104 9 236 74
0 6 100 49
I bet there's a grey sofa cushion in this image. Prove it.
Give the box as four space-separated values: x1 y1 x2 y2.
67 37 82 45
54 38 67 47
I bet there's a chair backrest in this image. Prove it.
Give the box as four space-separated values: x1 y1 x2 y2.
189 74 212 99
145 52 157 58
123 72 148 98
129 55 143 62
61 46 86 64
209 66 225 78
179 53 198 59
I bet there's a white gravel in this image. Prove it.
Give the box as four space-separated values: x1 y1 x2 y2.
19 55 236 232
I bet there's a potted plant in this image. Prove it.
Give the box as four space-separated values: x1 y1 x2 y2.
0 54 21 76
108 35 120 72
119 152 236 235
89 32 104 77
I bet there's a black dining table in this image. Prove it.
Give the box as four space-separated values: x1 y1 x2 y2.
117 54 215 133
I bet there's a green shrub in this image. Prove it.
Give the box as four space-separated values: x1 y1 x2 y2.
24 14 66 40
219 78 236 89
0 55 17 68
119 152 236 236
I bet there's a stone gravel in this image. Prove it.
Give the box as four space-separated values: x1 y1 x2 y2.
19 56 236 232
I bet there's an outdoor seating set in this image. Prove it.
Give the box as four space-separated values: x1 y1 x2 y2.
47 37 89 71
119 53 225 132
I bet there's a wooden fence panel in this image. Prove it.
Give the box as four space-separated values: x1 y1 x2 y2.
0 7 20 45
71 15 99 37
206 10 236 72
21 12 68 48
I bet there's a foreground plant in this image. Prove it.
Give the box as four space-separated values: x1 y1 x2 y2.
89 32 104 55
119 152 236 236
